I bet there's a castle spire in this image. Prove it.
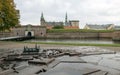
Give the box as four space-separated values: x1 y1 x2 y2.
65 12 68 26
40 12 45 26
41 12 44 21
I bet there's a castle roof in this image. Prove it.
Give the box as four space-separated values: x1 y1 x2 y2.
46 22 64 26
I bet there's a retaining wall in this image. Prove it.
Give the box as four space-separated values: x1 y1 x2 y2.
46 32 113 39
0 32 115 40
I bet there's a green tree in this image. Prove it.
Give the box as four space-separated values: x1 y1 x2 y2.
0 0 3 31
53 25 64 29
0 0 19 31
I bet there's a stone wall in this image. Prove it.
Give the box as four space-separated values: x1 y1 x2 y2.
99 32 113 39
0 32 12 38
0 28 116 40
112 31 120 40
33 27 46 37
0 25 47 38
46 32 113 39
12 27 26 36
11 26 46 37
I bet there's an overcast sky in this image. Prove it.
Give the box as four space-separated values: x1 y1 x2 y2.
14 0 120 28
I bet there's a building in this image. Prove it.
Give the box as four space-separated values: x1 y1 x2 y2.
40 13 79 29
114 26 120 30
69 20 79 26
45 22 64 26
84 24 114 30
41 13 46 26
64 20 79 29
12 24 46 37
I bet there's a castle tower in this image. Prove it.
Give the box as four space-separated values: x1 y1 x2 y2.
40 12 46 26
65 12 68 26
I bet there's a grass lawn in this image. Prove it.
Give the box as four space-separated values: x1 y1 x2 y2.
23 41 120 47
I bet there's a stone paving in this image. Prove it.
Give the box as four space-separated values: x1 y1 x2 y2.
0 46 120 75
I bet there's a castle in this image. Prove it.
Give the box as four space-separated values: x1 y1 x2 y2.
40 13 79 29
0 12 79 38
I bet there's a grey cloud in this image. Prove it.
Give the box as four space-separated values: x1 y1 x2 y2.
14 0 120 28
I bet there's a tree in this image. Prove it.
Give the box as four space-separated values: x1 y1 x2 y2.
52 22 64 29
0 0 19 31
0 0 4 31
53 25 64 29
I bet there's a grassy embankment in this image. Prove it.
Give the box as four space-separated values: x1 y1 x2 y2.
23 41 120 47
47 29 114 33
